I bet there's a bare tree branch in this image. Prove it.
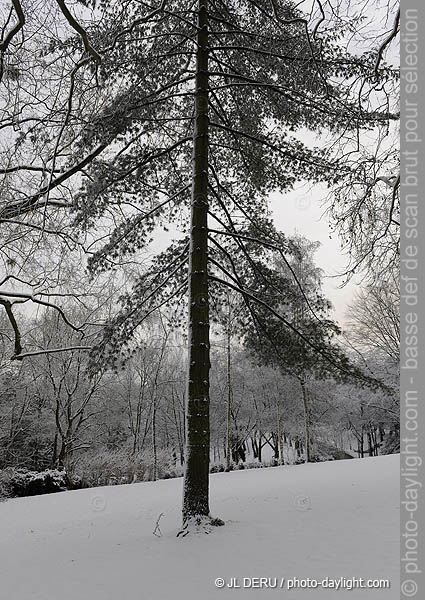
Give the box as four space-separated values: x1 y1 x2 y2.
0 297 22 356
11 346 92 361
55 0 101 63
374 8 400 76
0 0 25 83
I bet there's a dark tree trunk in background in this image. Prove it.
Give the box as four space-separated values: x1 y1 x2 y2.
52 432 58 467
275 397 284 464
279 433 285 465
258 434 263 463
300 378 312 462
152 394 158 480
357 431 364 458
251 436 258 459
270 432 279 460
295 437 304 459
225 315 232 472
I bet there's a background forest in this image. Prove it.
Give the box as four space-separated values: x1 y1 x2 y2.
0 235 399 494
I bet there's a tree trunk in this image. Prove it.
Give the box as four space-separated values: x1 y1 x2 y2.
275 397 284 465
358 429 364 458
180 0 219 533
152 394 157 481
273 436 279 461
52 432 58 467
300 378 311 462
279 432 285 465
367 431 373 457
171 388 185 465
225 319 232 472
58 439 66 469
251 436 258 459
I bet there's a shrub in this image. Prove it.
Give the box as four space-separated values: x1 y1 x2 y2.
380 431 400 455
72 449 181 488
0 468 13 500
241 461 262 469
0 468 69 498
210 462 238 473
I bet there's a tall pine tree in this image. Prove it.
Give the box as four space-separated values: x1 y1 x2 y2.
0 0 398 533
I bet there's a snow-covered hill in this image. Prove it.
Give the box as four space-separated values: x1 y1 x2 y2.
0 455 399 599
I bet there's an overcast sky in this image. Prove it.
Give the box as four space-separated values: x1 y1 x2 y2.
269 184 360 327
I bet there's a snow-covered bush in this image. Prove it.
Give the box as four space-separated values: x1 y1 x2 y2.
380 431 400 455
0 468 13 500
0 468 69 498
73 449 181 488
242 461 265 470
209 460 281 473
210 462 231 473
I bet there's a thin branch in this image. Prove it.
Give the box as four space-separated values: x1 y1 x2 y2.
12 346 92 361
1 165 61 174
0 142 107 221
0 0 25 83
0 298 22 356
55 0 101 62
374 9 400 76
208 226 322 322
0 290 84 332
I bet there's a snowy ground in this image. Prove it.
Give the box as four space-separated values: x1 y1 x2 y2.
1 455 399 600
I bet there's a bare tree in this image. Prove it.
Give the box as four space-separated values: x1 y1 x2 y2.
345 272 399 365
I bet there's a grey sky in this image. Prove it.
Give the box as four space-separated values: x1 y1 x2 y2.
269 185 360 327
